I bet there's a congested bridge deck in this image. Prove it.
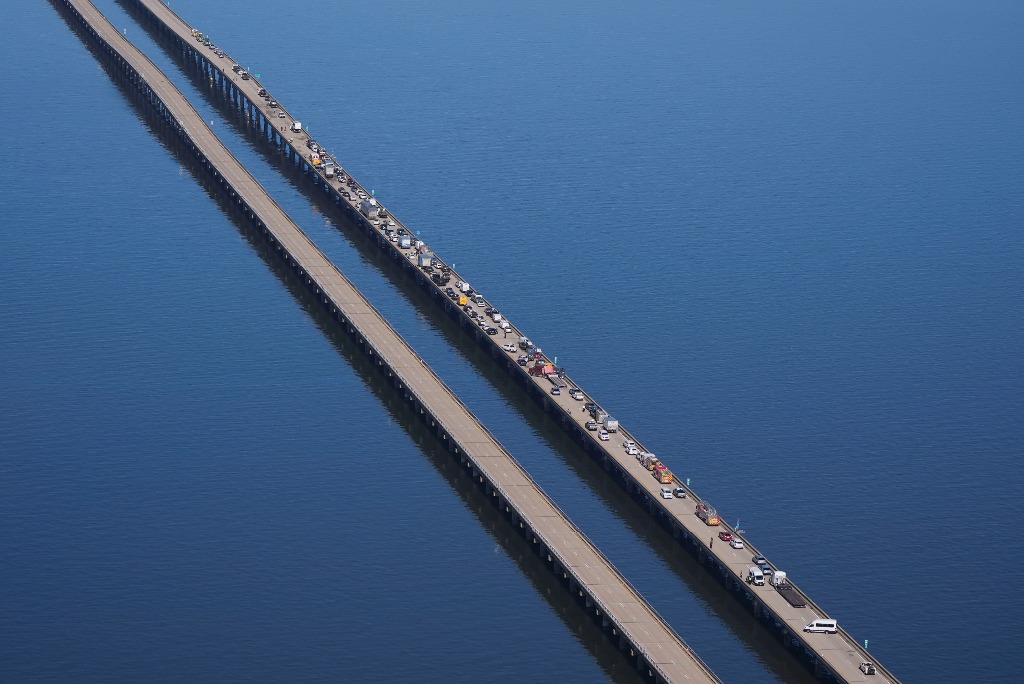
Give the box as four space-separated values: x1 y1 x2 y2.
52 0 724 681
114 1 902 681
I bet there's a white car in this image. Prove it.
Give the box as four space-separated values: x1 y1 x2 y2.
625 446 639 456
659 487 674 499
622 440 636 450
502 343 517 353
598 430 609 441
729 538 744 549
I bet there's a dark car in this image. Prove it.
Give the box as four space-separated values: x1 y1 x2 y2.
585 420 598 431
718 531 733 542
751 556 773 575
485 327 498 336
673 487 687 499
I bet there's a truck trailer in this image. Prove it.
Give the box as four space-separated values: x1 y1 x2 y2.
770 571 807 608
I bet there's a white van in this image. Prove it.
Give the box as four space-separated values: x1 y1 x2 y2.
746 566 765 586
803 618 838 634
290 121 302 133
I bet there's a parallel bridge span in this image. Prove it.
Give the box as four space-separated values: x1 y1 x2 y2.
113 1 902 682
50 0 722 681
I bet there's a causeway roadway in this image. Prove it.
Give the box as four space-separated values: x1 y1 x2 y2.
117 1 902 682
52 0 723 681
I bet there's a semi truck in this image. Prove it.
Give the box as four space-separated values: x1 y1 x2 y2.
770 571 807 608
528 362 556 377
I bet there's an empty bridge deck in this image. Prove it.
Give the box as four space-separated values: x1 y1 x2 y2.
59 0 720 682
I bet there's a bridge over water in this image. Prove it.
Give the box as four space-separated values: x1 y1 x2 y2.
112 2 903 682
50 0 725 681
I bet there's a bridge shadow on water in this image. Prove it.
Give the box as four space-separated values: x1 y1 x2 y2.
50 3 654 680
79 2 824 681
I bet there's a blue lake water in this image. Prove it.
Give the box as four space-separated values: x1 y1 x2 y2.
2 1 1022 681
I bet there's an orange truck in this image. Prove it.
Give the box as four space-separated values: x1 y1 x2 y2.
696 503 720 526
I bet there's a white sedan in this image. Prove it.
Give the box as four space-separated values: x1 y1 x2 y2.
729 538 745 549
598 430 609 441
